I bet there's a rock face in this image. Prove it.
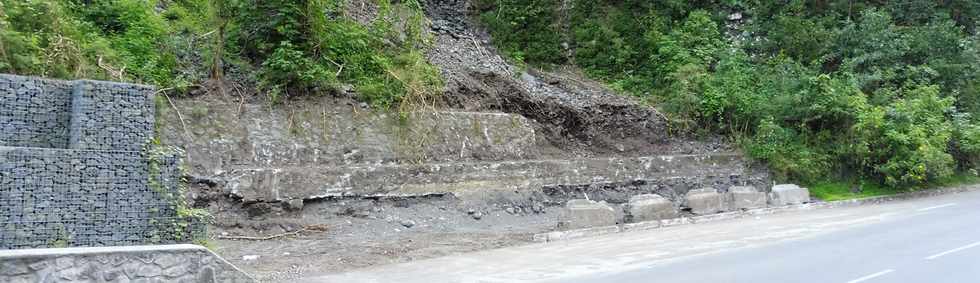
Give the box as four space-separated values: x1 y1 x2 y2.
684 188 726 215
628 194 676 222
769 184 811 205
728 186 767 209
0 244 254 283
560 200 617 229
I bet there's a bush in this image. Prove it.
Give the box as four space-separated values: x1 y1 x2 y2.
474 0 563 66
855 85 956 186
236 0 441 108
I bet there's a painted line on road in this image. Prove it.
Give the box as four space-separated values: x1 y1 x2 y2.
924 241 980 260
916 203 957 212
846 269 894 283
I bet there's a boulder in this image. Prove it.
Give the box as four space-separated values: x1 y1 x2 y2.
628 194 676 222
769 184 810 205
559 199 617 230
728 186 767 209
684 188 725 215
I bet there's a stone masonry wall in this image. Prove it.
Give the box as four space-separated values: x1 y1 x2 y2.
0 244 255 282
0 74 193 250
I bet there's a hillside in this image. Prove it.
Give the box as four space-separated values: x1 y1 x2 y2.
3 0 980 280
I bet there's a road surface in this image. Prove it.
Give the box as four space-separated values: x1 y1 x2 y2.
300 186 980 283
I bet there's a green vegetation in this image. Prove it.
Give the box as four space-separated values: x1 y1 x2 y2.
810 173 980 201
0 0 441 109
808 181 895 201
475 0 980 190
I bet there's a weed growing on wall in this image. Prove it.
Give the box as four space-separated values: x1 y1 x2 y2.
145 144 210 244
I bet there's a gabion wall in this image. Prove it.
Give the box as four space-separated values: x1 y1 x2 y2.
0 75 73 148
0 74 154 151
69 80 155 151
0 74 198 249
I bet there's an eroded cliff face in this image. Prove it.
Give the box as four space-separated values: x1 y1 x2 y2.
423 0 690 157
156 1 766 280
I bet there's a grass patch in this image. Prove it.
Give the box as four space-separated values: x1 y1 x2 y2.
808 181 899 201
809 172 980 201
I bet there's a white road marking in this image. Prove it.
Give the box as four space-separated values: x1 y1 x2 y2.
916 203 957 212
846 269 895 283
924 241 980 260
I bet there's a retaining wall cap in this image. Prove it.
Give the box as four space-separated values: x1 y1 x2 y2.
630 194 668 202
688 188 719 195
0 244 206 259
772 184 804 191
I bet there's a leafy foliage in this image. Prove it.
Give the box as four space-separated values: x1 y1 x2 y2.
477 0 980 187
473 0 563 66
0 0 442 110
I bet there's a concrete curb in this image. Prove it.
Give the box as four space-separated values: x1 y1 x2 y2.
533 184 980 242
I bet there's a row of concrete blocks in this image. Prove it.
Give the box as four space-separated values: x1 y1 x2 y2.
560 184 811 230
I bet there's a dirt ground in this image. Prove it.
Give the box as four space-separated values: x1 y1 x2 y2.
205 193 562 281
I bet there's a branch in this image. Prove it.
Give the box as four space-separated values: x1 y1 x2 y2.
216 224 329 241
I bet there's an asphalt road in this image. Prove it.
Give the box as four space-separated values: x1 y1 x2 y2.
571 189 980 283
302 186 980 283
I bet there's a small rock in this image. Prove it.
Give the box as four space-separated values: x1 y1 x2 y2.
505 207 516 214
466 209 476 215
286 199 304 211
472 211 483 220
242 255 260 261
400 219 416 228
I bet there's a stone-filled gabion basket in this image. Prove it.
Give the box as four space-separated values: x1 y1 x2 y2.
0 74 204 249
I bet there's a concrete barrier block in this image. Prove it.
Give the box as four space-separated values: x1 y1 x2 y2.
769 184 810 205
628 194 676 222
684 188 725 215
559 199 617 230
728 186 767 209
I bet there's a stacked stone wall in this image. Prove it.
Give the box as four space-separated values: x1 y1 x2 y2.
0 74 195 250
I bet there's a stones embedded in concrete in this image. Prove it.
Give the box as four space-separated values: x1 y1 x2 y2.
0 245 255 282
769 184 811 205
684 188 726 215
559 199 617 230
727 186 767 210
628 194 676 222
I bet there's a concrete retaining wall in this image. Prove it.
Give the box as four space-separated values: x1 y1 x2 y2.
221 153 766 202
0 244 254 282
159 98 539 175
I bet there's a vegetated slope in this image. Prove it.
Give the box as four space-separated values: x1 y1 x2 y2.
422 0 732 157
0 0 442 108
473 0 980 188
